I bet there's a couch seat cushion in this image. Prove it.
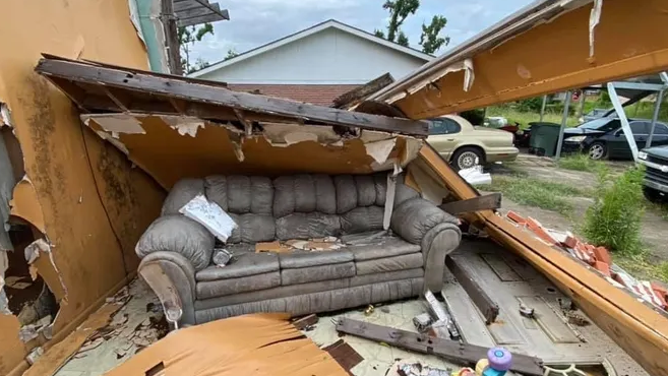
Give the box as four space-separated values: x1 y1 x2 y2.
279 249 354 269
196 251 279 281
347 236 421 261
355 253 424 275
197 271 281 299
281 262 356 285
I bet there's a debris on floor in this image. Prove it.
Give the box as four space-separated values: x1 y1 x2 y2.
458 165 492 186
102 313 350 376
335 318 544 376
24 298 126 376
423 290 460 340
389 360 451 376
292 313 319 331
255 237 345 253
323 339 364 374
506 210 668 313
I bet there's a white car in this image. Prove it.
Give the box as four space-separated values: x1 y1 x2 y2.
427 115 520 170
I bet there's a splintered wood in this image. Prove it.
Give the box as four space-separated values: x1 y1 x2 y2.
104 313 349 376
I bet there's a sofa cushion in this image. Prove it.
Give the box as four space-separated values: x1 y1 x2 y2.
196 252 279 281
348 236 421 261
196 271 281 299
279 250 354 269
195 279 350 310
340 206 384 234
228 213 276 244
161 178 204 215
349 268 424 287
281 262 356 285
391 197 459 244
275 212 340 240
355 253 424 275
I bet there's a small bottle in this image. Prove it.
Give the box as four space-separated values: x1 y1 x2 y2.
475 347 512 376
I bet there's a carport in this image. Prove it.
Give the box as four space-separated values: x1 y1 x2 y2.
551 73 668 160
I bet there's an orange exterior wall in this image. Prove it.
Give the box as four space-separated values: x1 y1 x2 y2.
0 1 164 374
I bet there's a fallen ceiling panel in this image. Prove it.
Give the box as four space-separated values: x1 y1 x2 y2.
370 0 668 119
33 55 429 138
81 114 422 189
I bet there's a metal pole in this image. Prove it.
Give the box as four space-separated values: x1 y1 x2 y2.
578 90 586 118
554 91 572 160
646 89 664 148
539 95 547 122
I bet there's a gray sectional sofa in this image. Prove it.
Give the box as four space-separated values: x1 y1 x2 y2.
136 173 461 326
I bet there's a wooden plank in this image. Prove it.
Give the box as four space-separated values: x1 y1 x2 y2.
332 73 394 109
440 193 502 215
178 11 229 27
335 318 544 376
100 86 131 112
446 254 500 324
35 58 429 137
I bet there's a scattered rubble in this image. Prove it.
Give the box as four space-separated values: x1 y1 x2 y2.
506 210 668 313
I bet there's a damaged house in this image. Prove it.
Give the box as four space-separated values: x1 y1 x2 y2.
2 0 668 376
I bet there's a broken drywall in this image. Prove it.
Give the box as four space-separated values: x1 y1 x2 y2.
82 114 146 136
81 113 424 189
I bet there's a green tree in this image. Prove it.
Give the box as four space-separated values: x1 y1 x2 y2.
383 0 419 42
419 15 449 54
179 23 214 74
375 0 449 54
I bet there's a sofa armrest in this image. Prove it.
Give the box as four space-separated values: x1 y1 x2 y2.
390 197 462 292
421 223 461 291
138 251 197 326
390 197 459 244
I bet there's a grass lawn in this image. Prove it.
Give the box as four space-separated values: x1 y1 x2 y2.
557 154 606 173
615 252 668 283
480 174 592 216
486 107 579 128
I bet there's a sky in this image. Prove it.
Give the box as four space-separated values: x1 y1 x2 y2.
189 0 536 65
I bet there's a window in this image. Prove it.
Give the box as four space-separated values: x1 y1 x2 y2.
581 118 620 132
630 122 649 135
443 118 462 134
428 119 449 135
650 123 668 135
428 118 461 135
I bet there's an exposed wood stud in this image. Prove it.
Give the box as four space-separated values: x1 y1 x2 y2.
446 255 500 324
233 108 252 136
101 86 130 112
441 193 502 215
161 0 182 76
168 97 188 114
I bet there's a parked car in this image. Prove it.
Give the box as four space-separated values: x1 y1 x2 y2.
579 108 611 123
638 145 668 203
561 117 668 160
427 115 519 170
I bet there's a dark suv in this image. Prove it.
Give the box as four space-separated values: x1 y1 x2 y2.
638 145 668 203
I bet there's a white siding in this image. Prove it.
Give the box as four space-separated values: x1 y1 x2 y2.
199 28 426 84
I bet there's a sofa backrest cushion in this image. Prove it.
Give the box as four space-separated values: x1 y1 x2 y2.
275 212 341 240
205 175 273 215
162 178 204 215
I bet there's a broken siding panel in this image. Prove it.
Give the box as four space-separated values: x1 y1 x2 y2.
0 1 159 374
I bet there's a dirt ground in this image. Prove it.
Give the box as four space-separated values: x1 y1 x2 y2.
488 154 668 265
